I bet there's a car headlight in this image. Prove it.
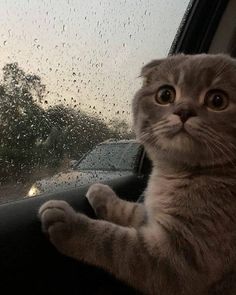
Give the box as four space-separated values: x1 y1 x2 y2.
27 185 40 197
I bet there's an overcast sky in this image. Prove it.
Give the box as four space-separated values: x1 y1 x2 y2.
0 0 189 124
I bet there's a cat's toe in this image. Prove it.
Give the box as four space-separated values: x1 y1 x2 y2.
86 183 115 206
39 200 76 236
86 183 115 203
86 183 116 217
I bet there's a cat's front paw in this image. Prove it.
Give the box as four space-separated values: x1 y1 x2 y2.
39 200 77 252
86 183 116 218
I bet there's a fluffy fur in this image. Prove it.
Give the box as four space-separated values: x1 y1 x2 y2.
39 54 236 295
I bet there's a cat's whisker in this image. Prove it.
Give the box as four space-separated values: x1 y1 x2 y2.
201 138 216 168
151 119 169 130
203 125 236 150
206 129 236 162
151 127 168 135
209 137 236 169
140 130 157 147
151 125 173 136
198 124 236 166
206 141 229 174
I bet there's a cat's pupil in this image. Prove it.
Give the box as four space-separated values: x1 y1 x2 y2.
205 90 228 110
212 95 223 107
156 86 175 105
161 90 171 102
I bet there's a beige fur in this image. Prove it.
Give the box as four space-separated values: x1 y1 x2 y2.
39 54 236 294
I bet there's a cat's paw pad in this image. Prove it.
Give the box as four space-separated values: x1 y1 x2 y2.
39 200 76 242
86 183 116 216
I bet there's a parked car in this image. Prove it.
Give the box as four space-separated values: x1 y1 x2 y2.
27 139 151 197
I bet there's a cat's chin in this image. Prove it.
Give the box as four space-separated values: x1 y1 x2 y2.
144 132 206 167
149 135 231 168
160 132 198 153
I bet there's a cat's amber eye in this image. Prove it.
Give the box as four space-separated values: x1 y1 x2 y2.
204 90 229 111
155 85 176 105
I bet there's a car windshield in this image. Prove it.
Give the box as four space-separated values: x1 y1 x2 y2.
76 142 140 171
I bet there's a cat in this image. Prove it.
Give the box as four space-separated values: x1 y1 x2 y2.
39 53 236 295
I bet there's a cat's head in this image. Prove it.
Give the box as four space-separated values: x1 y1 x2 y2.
133 54 236 168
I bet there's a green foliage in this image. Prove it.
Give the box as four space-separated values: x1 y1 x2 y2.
0 63 132 182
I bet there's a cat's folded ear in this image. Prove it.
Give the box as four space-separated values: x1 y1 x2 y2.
140 59 164 85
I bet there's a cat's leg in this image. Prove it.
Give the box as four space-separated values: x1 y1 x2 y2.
39 200 181 294
86 183 146 229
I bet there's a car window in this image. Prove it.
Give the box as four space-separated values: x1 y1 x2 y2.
0 0 190 204
76 142 140 171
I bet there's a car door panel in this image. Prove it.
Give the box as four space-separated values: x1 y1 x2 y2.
0 176 146 294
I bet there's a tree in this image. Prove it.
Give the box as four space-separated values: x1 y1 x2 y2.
0 62 133 183
0 63 48 180
108 118 134 140
45 105 115 160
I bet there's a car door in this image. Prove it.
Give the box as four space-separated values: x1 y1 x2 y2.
0 0 231 294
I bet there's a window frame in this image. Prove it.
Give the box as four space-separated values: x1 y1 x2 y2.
169 0 229 54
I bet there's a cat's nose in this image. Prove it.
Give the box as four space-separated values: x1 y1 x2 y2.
173 108 197 123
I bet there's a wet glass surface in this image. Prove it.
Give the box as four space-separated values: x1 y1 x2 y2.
0 0 189 203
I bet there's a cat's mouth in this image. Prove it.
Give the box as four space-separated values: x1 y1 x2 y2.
178 125 191 135
166 124 193 138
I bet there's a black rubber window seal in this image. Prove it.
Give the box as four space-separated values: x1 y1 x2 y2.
169 0 229 55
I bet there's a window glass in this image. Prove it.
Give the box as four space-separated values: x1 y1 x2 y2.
0 0 189 203
77 141 140 171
